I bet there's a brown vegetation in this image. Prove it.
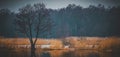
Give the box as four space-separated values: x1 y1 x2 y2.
0 37 63 49
0 36 120 52
99 37 120 52
64 37 120 52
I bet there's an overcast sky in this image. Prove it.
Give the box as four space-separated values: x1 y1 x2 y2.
0 0 120 11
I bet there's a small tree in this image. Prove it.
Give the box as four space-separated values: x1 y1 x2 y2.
15 3 53 57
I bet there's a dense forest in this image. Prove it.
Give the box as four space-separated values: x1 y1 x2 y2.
0 4 120 38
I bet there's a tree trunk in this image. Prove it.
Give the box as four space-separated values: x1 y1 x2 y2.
31 44 36 57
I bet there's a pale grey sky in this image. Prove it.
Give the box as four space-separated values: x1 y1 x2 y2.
0 0 120 11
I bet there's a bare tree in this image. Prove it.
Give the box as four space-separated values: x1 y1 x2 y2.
15 3 53 57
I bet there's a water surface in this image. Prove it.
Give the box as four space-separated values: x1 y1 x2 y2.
0 49 120 57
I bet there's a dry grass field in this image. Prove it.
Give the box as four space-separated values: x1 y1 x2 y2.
0 36 120 52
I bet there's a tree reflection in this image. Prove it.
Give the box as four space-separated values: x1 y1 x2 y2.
30 49 36 57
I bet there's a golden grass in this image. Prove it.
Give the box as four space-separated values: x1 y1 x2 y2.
0 36 120 52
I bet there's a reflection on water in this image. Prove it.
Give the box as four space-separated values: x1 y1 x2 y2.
0 49 120 57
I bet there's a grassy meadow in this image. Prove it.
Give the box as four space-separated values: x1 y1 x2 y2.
0 36 120 52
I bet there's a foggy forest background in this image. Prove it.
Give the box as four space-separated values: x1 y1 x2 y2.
0 4 120 38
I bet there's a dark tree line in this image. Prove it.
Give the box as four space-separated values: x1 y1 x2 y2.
51 4 120 37
0 4 120 38
0 9 16 37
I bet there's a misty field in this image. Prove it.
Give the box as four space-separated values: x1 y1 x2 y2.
0 36 120 52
